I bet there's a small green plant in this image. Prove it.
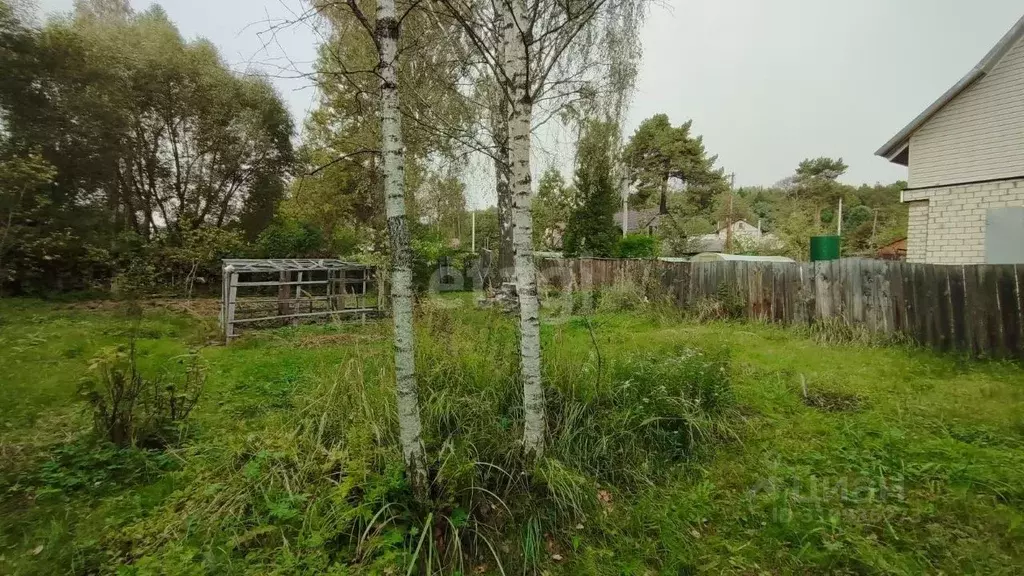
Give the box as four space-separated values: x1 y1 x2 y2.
690 284 746 322
34 439 172 497
78 340 205 448
595 279 647 313
616 234 659 258
799 316 908 347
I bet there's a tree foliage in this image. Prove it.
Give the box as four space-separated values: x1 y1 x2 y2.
563 120 620 257
533 167 575 249
0 0 293 293
624 114 726 213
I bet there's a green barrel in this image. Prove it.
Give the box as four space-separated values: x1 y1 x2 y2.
810 235 841 261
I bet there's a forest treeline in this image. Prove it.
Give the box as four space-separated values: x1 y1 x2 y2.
0 0 905 296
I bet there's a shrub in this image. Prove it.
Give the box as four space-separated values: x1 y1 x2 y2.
595 279 647 313
616 234 659 258
78 340 205 448
257 218 326 258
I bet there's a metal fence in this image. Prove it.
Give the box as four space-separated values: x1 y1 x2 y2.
537 258 1024 359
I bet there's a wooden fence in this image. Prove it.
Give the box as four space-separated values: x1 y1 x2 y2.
537 258 1024 359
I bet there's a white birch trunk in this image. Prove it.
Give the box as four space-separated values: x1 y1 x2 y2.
503 0 545 458
376 0 427 491
494 97 514 284
491 11 514 284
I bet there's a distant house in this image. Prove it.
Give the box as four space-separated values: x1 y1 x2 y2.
876 14 1024 264
613 208 663 235
686 220 780 255
876 237 908 260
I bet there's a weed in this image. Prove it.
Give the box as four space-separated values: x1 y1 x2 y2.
799 316 909 348
78 340 205 448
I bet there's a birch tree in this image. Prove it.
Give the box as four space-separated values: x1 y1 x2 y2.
308 0 429 490
434 0 646 458
377 0 428 491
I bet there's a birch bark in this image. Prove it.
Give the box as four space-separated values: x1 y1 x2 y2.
494 96 515 284
377 0 428 490
491 11 515 284
503 0 545 458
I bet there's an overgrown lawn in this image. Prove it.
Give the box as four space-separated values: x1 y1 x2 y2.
1 297 1022 574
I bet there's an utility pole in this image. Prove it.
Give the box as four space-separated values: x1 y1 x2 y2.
725 172 735 253
620 162 630 237
837 196 843 236
471 210 476 252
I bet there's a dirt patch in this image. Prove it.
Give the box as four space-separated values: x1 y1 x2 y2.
60 298 222 319
296 333 380 349
802 390 863 413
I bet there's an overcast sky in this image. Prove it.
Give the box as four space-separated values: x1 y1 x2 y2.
35 0 1024 196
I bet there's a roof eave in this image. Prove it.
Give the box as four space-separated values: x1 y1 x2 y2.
875 13 1024 162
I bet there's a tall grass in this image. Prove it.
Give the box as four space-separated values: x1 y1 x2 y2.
109 299 735 574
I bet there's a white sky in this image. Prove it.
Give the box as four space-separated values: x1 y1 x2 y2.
35 0 1024 204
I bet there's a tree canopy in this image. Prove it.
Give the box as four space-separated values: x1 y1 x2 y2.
0 0 293 293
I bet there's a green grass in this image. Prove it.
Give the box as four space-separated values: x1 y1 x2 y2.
1 296 1023 574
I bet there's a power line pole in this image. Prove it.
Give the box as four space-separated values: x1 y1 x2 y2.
620 161 630 237
725 172 735 253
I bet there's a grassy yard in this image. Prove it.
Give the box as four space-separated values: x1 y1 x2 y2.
1 296 1023 574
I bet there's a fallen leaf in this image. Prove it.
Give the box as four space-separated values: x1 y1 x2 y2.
30 545 43 556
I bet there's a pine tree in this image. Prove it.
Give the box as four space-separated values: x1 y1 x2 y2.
563 120 620 258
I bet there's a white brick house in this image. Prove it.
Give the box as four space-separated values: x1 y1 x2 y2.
877 14 1024 265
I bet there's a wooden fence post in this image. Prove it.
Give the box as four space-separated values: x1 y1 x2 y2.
225 269 238 341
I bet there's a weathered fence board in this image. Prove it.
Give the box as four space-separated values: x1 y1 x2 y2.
539 257 1023 359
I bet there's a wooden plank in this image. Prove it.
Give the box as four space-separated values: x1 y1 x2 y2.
947 265 968 353
755 263 769 321
814 261 830 319
996 265 1019 359
934 265 952 352
907 263 924 346
774 264 787 323
963 265 983 356
786 263 801 326
848 259 863 326
978 265 1002 358
1017 264 1024 360
230 307 379 326
923 263 938 349
678 262 691 307
888 261 904 334
801 262 816 326
831 259 844 321
226 273 238 341
242 279 329 287
1015 264 1024 358
876 260 893 334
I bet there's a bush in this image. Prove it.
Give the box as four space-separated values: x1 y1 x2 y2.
78 339 205 448
616 234 659 258
257 218 326 258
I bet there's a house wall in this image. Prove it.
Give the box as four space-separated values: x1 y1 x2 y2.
908 35 1024 188
905 201 929 263
903 179 1024 264
715 221 761 240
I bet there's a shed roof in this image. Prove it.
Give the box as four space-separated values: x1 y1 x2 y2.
614 208 662 233
876 13 1024 162
222 259 367 273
